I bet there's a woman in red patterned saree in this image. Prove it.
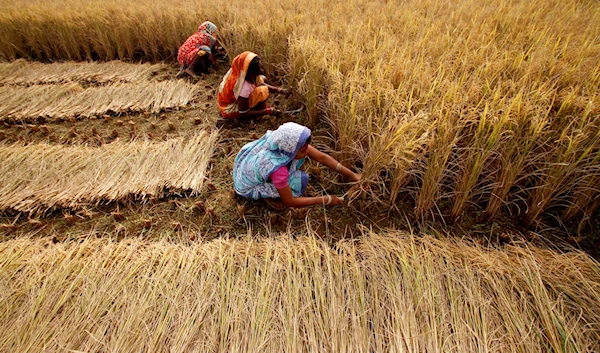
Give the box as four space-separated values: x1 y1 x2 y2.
176 21 218 78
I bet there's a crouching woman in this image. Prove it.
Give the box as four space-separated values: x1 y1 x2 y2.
233 122 360 208
176 21 218 78
218 51 289 120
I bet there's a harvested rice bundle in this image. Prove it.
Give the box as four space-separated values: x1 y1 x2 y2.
0 131 217 212
0 80 199 121
0 60 170 86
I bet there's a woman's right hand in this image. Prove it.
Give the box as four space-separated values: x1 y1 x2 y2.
328 195 344 206
268 108 282 116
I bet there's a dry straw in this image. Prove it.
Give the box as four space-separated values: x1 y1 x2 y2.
0 132 217 212
0 80 199 121
0 231 599 352
0 60 170 86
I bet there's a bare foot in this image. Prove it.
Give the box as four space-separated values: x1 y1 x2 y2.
265 198 286 211
185 68 199 78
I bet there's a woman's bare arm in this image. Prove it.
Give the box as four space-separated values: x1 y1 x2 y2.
307 145 361 181
260 83 291 95
276 185 342 208
237 97 278 118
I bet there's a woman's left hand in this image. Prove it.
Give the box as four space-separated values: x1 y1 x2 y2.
352 173 362 182
278 88 291 96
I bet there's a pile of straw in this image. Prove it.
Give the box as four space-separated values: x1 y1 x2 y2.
0 60 170 86
0 131 217 212
0 232 598 352
0 80 199 120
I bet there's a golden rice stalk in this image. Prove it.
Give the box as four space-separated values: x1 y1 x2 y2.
561 166 600 222
561 123 600 221
0 131 217 212
354 112 430 204
523 114 600 226
0 231 599 352
0 81 200 121
286 0 600 223
0 60 170 86
450 105 510 221
484 113 548 219
0 0 298 63
414 113 461 220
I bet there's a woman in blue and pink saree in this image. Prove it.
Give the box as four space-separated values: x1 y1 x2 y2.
233 122 361 208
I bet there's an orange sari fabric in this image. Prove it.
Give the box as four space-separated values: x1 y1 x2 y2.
217 51 268 119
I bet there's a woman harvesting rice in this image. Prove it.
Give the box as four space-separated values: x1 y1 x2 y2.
218 51 289 120
233 122 361 208
176 21 218 78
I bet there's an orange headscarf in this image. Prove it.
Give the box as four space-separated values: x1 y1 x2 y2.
217 51 258 114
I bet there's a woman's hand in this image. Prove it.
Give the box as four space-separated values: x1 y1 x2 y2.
277 185 343 208
267 85 291 96
351 173 362 182
278 88 291 96
328 195 344 206
268 108 282 116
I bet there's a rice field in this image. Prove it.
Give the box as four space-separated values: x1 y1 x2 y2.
2 0 598 224
0 132 216 212
1 0 600 351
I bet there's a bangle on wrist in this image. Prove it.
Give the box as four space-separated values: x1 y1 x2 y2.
325 195 332 205
335 162 342 172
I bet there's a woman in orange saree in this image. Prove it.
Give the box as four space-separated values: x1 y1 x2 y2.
217 51 289 119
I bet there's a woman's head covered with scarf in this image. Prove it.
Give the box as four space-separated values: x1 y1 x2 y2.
198 21 218 36
267 122 311 163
